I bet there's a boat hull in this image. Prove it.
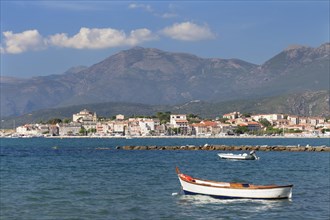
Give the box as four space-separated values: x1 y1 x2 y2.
182 190 291 200
178 176 292 199
218 153 257 160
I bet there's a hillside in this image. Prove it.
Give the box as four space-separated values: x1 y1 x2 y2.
1 90 328 129
1 43 329 117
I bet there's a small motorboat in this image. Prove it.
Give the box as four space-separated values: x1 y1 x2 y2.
218 150 259 160
176 167 293 199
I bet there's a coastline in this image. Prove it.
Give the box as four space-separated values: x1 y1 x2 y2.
44 135 330 139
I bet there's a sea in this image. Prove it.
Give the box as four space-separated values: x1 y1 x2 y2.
0 137 329 220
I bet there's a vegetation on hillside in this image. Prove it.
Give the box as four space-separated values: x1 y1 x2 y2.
1 90 328 129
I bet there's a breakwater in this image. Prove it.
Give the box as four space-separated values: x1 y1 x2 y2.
116 144 330 152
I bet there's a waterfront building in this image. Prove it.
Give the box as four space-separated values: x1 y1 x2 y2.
251 114 284 123
73 109 97 123
309 117 325 126
170 114 189 135
116 114 125 120
82 121 97 131
191 121 219 136
299 117 308 124
218 123 237 135
127 119 141 136
49 125 59 136
139 119 155 136
16 124 40 136
112 121 128 136
223 112 241 120
287 115 299 125
237 121 262 131
58 122 82 136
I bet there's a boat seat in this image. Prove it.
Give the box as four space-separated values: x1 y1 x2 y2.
230 183 250 188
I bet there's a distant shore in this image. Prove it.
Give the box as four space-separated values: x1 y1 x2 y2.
44 135 329 139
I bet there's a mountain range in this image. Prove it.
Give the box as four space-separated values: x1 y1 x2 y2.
1 43 329 118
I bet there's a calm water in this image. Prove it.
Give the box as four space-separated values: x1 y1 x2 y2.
0 138 329 219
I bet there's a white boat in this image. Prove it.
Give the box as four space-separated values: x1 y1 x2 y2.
176 167 293 199
218 150 259 160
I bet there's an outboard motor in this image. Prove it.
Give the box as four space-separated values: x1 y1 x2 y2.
249 150 258 160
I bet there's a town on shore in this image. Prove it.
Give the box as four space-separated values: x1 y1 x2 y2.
1 109 330 138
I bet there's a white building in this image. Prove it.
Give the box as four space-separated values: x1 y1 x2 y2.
58 123 82 136
111 121 128 136
127 119 141 136
96 122 111 135
191 121 219 136
73 109 97 123
16 124 40 136
287 115 299 125
170 114 189 134
139 119 155 136
116 114 125 120
170 114 187 126
251 114 284 123
223 112 241 120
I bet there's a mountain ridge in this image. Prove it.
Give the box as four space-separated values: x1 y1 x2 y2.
1 43 329 117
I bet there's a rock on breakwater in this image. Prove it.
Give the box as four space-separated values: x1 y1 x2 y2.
116 145 330 152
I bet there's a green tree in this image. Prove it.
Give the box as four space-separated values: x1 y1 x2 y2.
242 113 251 118
47 118 62 125
88 128 96 133
156 112 171 124
187 113 201 124
321 128 330 134
234 126 249 134
218 117 229 123
79 128 86 135
259 118 271 128
172 127 180 135
265 127 283 135
167 127 180 135
63 118 71 124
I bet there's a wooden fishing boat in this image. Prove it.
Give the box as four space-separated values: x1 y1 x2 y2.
176 167 293 199
218 150 259 160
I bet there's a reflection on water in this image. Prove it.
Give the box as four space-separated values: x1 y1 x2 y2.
177 194 292 213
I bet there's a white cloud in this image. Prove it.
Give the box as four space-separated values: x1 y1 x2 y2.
1 27 157 54
48 27 157 49
1 29 46 54
161 22 216 41
129 3 177 19
126 29 157 45
161 13 178 19
32 1 108 11
1 23 214 54
128 3 152 12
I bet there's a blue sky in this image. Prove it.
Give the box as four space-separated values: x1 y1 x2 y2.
1 1 329 78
